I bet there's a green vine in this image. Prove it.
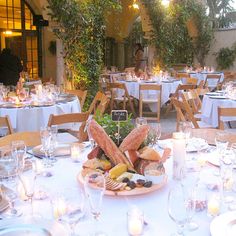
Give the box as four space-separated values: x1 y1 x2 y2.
142 0 213 67
216 45 236 69
47 0 120 102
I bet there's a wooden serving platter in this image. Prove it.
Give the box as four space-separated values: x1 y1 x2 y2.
77 170 168 196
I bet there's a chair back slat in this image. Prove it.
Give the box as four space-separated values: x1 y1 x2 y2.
218 107 236 130
0 115 13 135
66 90 87 110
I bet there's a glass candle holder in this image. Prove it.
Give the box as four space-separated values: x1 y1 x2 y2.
127 207 144 236
207 194 221 217
70 143 84 163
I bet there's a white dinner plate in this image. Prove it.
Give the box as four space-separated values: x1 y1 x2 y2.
210 211 236 236
0 217 69 236
209 95 227 99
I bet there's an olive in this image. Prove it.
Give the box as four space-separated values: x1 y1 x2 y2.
144 181 153 188
128 181 136 189
122 177 130 183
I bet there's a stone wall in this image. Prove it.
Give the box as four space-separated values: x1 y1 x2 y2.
205 28 236 71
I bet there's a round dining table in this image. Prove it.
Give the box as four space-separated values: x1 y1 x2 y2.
0 94 81 132
3 133 231 236
201 94 236 128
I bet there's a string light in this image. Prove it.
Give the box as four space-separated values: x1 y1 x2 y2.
162 0 170 7
3 30 13 35
132 0 139 10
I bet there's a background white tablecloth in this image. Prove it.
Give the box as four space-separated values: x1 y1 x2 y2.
201 95 236 127
115 81 180 113
0 99 81 132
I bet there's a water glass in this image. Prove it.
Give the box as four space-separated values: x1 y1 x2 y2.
215 132 228 155
168 183 189 236
135 117 147 127
11 140 26 174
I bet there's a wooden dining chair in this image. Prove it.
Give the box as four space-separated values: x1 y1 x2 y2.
165 84 196 116
218 107 236 130
204 74 221 91
186 77 198 85
181 90 202 118
66 89 87 110
107 82 136 116
175 72 190 81
139 84 162 122
171 97 212 131
48 112 90 142
87 91 110 116
0 131 41 147
0 115 14 135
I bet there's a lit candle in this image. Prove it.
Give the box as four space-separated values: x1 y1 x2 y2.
52 198 67 219
172 132 186 180
17 182 27 201
207 195 220 217
127 207 144 236
32 159 44 175
70 143 83 162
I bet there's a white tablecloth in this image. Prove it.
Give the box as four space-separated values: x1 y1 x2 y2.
187 72 224 87
0 99 81 132
116 81 181 112
10 137 224 236
201 95 236 128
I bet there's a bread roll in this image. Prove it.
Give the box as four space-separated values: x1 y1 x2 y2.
119 125 149 152
139 147 162 161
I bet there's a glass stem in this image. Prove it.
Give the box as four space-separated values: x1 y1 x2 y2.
177 223 185 235
29 196 33 215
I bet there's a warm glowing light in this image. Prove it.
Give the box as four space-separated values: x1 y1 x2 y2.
162 0 170 7
133 3 139 9
3 30 13 35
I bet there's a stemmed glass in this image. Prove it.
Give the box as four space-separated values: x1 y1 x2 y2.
168 183 189 236
11 140 26 174
86 120 95 149
135 117 147 127
40 127 56 167
0 146 21 218
60 187 85 236
84 171 106 236
149 123 161 148
18 162 36 216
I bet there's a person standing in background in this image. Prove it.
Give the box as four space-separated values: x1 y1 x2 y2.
134 43 146 77
0 48 23 86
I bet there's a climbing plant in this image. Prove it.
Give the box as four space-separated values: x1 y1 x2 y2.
47 0 120 106
142 0 213 67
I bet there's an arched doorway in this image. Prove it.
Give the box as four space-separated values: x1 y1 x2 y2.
0 0 41 79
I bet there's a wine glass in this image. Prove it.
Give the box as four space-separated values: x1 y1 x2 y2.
11 140 26 174
215 132 229 155
168 184 189 236
19 163 36 216
86 120 95 149
40 127 55 167
148 123 161 148
84 171 106 236
0 146 22 218
60 187 85 236
135 117 147 127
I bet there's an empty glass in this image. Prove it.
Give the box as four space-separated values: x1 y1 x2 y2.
135 117 147 127
84 171 106 236
168 184 189 236
11 140 26 174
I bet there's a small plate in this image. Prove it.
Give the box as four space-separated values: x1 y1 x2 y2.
210 211 236 236
0 217 69 236
209 95 227 99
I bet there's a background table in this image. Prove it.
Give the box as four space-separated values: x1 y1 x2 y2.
201 95 236 128
0 97 81 132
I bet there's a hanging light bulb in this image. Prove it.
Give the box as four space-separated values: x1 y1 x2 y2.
132 0 139 9
162 0 170 7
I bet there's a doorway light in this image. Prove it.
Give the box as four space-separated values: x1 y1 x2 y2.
3 30 13 35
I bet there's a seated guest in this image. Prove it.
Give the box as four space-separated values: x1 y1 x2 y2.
0 48 23 86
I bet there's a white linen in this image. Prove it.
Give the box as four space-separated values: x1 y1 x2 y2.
0 99 81 132
116 81 181 112
201 95 236 128
16 142 216 236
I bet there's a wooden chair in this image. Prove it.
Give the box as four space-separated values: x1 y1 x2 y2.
218 107 236 130
0 131 41 147
186 77 198 85
139 84 162 122
175 72 190 82
165 84 196 116
0 115 13 135
204 74 221 91
172 64 188 71
107 82 136 116
48 112 90 142
66 90 87 110
88 91 110 116
171 97 212 131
